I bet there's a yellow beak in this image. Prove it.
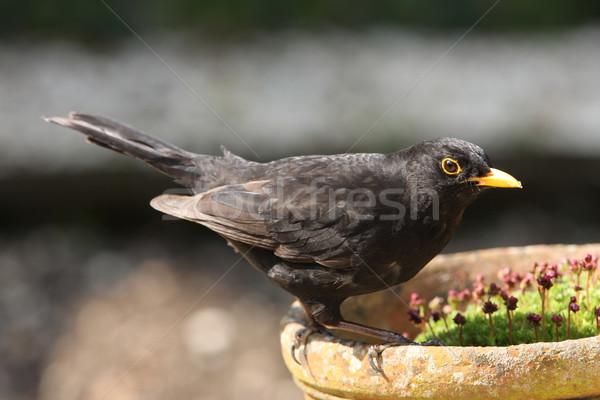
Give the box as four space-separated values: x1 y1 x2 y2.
466 168 522 189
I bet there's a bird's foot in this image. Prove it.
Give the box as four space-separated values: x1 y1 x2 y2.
367 337 444 373
419 339 444 346
290 326 319 365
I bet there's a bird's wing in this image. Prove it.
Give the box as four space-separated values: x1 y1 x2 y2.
151 179 372 268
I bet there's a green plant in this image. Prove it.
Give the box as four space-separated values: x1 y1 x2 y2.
409 254 600 346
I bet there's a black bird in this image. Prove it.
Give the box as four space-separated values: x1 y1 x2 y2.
45 112 521 368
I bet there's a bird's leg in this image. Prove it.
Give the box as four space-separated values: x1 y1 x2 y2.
301 299 442 373
290 323 319 365
320 319 443 372
321 319 413 373
290 300 329 365
325 319 415 343
311 304 443 345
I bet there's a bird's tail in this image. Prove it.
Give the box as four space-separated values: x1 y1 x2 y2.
44 112 202 188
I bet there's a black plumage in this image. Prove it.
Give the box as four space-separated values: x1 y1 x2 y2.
45 112 521 365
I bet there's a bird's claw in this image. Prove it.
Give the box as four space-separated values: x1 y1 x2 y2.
367 343 390 373
367 338 444 373
290 327 316 365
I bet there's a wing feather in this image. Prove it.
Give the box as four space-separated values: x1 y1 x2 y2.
150 179 369 269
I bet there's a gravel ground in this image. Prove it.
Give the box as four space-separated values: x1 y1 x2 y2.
0 227 302 400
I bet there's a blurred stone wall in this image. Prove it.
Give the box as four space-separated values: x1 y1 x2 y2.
4 28 600 175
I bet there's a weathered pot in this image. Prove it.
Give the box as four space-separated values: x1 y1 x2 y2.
281 244 600 400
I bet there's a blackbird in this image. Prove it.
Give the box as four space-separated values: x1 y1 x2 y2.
45 112 521 369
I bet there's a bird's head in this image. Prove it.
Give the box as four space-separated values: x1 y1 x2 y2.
403 137 521 202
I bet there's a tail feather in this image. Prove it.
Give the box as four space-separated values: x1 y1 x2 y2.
44 112 202 188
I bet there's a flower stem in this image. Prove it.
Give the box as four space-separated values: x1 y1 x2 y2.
488 313 495 345
586 270 592 310
567 310 572 339
540 289 546 341
507 309 514 345
426 321 438 341
441 316 450 340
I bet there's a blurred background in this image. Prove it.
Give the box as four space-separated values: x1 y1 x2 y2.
2 1 600 399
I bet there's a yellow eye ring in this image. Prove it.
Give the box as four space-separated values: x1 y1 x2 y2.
441 158 461 175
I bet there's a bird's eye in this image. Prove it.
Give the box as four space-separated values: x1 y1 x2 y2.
441 158 461 175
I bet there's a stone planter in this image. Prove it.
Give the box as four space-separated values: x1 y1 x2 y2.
280 244 600 400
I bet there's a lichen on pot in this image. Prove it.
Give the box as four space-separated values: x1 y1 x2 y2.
281 244 600 400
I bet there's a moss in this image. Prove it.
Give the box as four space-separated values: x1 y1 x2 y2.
413 256 599 346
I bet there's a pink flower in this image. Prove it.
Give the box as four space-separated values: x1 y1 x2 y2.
520 273 535 293
488 282 501 296
569 259 580 273
537 275 553 290
551 314 564 327
407 308 423 324
458 289 472 302
410 292 424 307
504 296 519 311
482 301 498 314
453 313 466 325
472 283 486 301
527 313 542 327
428 296 444 311
569 303 580 313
